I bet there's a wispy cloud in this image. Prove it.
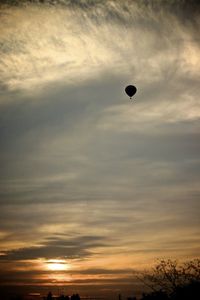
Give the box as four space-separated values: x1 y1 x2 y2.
0 0 199 92
0 0 199 289
0 235 111 261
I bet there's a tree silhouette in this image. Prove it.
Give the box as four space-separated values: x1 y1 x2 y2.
141 290 168 300
47 292 53 300
140 259 200 299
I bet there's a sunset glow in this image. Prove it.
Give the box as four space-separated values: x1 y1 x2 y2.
0 0 200 299
46 260 70 271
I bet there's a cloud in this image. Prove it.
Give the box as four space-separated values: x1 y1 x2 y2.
0 0 199 93
0 235 110 261
0 0 200 289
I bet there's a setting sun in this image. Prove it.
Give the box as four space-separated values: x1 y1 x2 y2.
46 259 70 271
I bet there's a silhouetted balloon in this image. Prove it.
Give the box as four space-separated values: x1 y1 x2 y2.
125 85 137 99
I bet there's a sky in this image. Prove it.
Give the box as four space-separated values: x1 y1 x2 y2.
0 0 200 298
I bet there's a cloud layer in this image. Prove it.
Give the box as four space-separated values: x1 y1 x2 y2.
0 0 200 293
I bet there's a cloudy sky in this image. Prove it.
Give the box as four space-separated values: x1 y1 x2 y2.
0 0 200 297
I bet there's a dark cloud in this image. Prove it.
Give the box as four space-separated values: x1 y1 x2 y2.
73 268 136 275
1 0 199 14
0 267 135 280
0 235 109 261
0 73 199 206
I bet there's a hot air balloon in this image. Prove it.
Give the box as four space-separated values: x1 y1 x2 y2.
125 85 137 99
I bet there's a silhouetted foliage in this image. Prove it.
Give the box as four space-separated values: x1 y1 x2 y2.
47 292 52 300
140 259 200 300
42 292 78 300
71 294 80 300
171 280 200 300
141 290 169 300
127 297 137 300
10 296 23 300
58 295 70 300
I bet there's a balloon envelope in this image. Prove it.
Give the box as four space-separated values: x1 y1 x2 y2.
125 85 137 98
